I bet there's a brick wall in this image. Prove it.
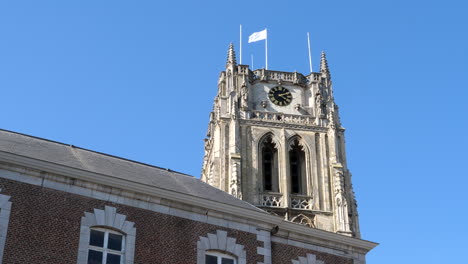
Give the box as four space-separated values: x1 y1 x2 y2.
0 178 263 264
0 176 357 264
271 241 353 264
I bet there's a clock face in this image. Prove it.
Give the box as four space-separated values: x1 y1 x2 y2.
268 86 292 106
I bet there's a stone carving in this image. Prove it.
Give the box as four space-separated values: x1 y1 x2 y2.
240 83 248 110
326 103 340 129
250 111 314 125
226 43 237 66
206 112 214 138
335 194 350 232
237 64 248 74
230 162 242 199
261 101 267 108
241 119 328 133
207 164 215 186
334 171 345 195
251 69 307 86
264 210 279 216
260 193 283 207
214 105 220 119
334 170 351 233
290 195 313 210
260 69 267 81
293 72 300 84
203 138 211 152
230 98 238 120
291 214 315 228
315 91 326 118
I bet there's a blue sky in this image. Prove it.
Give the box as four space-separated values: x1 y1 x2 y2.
1 1 467 263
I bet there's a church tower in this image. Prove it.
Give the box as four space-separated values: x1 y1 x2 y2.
201 43 360 238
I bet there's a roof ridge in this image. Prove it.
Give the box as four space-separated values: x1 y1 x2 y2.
0 128 192 177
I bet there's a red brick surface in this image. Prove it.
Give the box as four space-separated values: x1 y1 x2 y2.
0 177 353 264
271 241 353 264
0 178 262 264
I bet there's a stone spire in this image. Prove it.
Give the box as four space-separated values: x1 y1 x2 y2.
226 43 237 66
320 51 329 74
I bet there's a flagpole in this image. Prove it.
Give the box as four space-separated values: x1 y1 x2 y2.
239 25 242 64
265 28 268 70
307 32 313 72
251 54 254 69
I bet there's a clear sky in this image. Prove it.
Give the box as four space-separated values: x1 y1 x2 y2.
1 0 467 263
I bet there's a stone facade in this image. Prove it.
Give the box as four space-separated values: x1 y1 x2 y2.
201 44 360 237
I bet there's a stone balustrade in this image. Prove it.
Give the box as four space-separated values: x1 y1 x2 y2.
290 195 313 210
249 69 322 84
249 111 315 125
252 69 305 83
259 193 283 207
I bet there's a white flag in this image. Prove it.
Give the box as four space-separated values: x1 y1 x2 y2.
248 29 267 43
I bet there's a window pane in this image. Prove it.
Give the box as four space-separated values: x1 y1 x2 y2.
106 253 121 264
88 250 103 264
90 230 105 247
222 258 234 264
205 254 218 264
107 233 123 251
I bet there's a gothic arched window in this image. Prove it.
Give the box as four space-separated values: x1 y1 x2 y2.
261 136 279 192
289 139 306 194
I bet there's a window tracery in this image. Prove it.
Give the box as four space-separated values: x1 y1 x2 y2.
289 138 306 194
261 135 278 192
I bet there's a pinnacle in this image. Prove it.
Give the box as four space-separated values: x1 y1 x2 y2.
320 51 329 73
226 43 237 66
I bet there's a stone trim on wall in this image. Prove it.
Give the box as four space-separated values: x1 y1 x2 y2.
76 206 136 264
292 253 325 264
197 230 246 264
0 192 11 264
256 229 272 264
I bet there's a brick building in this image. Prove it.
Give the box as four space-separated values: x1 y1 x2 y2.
0 45 377 263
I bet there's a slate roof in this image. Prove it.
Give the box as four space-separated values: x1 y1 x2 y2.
0 129 264 212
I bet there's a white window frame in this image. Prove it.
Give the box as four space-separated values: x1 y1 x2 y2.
197 230 246 264
205 251 237 264
88 227 126 264
77 206 136 264
0 193 11 264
